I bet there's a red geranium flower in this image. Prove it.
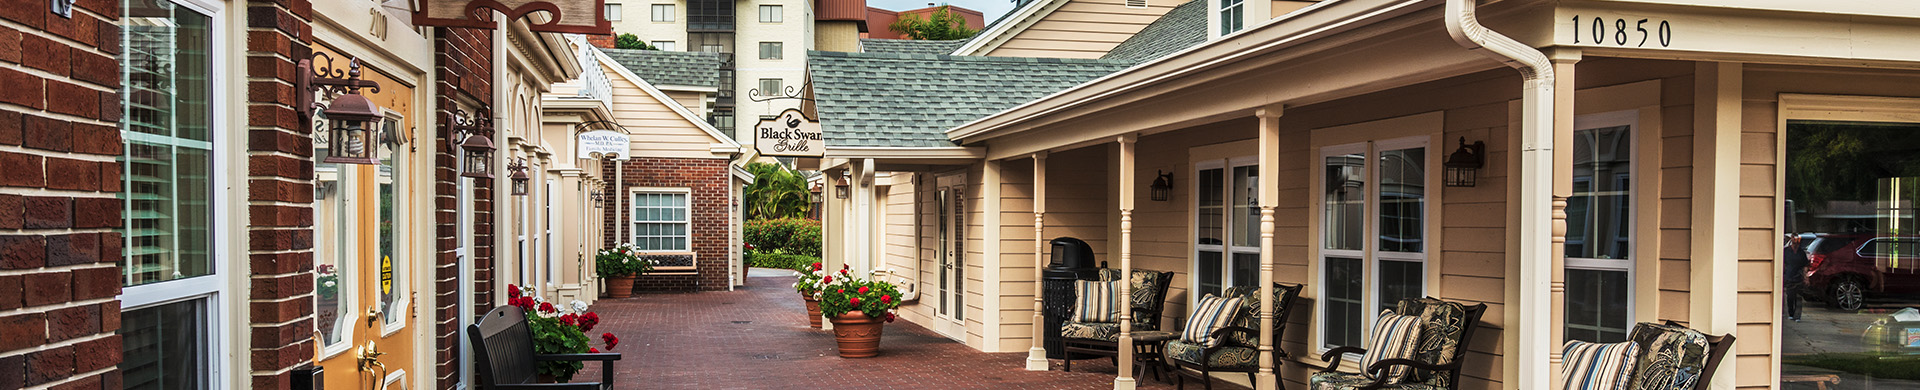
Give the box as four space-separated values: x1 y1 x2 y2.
850 297 861 306
857 286 869 294
823 276 832 284
602 333 620 350
590 347 600 353
538 302 556 314
811 262 822 271
836 289 844 293
884 313 897 323
560 313 578 326
507 284 522 298
880 295 891 304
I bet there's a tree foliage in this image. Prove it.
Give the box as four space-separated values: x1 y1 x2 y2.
744 162 813 220
1784 122 1920 217
888 6 978 40
614 33 657 50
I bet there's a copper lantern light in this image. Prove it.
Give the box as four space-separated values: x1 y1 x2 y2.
450 108 496 179
1443 137 1486 187
508 158 530 196
320 93 382 165
297 53 384 166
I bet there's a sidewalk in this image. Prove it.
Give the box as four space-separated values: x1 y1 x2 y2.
574 270 1243 389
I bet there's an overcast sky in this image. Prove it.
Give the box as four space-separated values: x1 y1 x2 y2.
866 0 1016 23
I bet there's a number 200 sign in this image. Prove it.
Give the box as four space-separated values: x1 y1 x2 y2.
1571 16 1672 48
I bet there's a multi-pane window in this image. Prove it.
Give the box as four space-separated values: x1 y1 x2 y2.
758 78 782 97
632 191 691 251
1219 0 1245 36
1320 138 1428 351
759 5 783 23
651 4 674 22
605 3 622 21
1194 158 1260 298
759 41 783 60
652 41 676 51
120 1 217 387
1566 112 1635 343
687 0 733 31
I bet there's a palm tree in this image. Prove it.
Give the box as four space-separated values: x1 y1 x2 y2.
744 162 813 220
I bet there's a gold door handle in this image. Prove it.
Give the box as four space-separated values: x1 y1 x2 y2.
356 341 387 372
365 305 383 328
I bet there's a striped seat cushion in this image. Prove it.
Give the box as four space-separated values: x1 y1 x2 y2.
1072 280 1124 322
1181 295 1244 347
1561 340 1638 390
1359 310 1424 382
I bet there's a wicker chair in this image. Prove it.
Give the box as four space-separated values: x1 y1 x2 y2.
1167 283 1304 390
1061 269 1175 375
1310 297 1487 390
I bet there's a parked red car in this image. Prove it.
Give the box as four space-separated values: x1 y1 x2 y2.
1805 234 1920 311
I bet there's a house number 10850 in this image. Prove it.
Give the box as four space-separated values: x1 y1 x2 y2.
1571 16 1672 47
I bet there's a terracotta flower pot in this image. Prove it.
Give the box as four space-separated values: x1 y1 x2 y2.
829 312 885 358
802 296 823 328
605 276 636 298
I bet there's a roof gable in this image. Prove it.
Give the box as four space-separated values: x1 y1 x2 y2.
592 49 741 157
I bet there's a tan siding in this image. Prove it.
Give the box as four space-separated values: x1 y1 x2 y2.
983 0 1191 58
605 62 727 160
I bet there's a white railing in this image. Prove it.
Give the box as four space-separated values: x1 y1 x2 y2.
568 36 615 109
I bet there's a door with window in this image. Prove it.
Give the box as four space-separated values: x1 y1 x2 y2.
1319 137 1430 352
934 173 968 337
1194 157 1262 299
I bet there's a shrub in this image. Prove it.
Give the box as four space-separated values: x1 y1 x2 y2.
747 251 817 272
744 218 821 257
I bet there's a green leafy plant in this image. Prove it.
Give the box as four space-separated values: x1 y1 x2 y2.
792 261 830 298
595 242 653 278
817 266 903 320
887 6 978 40
744 162 812 220
509 284 615 382
613 33 657 50
315 263 340 300
744 218 821 257
747 251 818 272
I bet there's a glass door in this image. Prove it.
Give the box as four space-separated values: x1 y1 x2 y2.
934 173 967 338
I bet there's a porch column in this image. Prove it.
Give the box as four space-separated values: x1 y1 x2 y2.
1027 152 1051 371
1547 48 1580 380
1691 62 1743 388
1115 134 1138 390
854 158 874 274
1255 106 1282 390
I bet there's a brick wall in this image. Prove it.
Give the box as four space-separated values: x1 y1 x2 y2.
585 34 615 49
601 157 733 292
243 0 318 388
433 26 494 390
0 0 128 389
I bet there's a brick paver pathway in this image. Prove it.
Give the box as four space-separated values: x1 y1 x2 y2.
575 270 1247 389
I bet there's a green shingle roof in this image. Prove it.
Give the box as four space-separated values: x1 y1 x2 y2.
859 39 970 56
808 51 1135 147
1101 0 1209 63
600 48 722 88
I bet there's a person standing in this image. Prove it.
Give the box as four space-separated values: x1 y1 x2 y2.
1784 234 1810 321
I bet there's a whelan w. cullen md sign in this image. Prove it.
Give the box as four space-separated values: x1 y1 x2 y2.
577 129 630 160
755 109 824 157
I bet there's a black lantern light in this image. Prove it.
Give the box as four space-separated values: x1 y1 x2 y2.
1149 171 1173 202
590 189 605 208
834 175 851 199
450 108 496 179
508 158 531 196
297 53 384 165
1443 137 1486 187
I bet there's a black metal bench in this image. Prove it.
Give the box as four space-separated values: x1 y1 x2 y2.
468 305 622 389
639 253 699 291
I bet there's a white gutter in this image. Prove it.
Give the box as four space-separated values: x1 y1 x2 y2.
1443 0 1552 388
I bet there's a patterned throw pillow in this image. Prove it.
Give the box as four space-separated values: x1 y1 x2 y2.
1072 280 1123 322
1561 340 1639 390
1624 322 1711 390
1359 310 1424 382
1181 295 1244 347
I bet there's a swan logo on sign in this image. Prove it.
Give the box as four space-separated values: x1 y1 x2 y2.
755 109 824 157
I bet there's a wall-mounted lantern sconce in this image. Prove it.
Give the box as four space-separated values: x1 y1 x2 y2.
298 53 385 165
590 189 605 208
1149 171 1173 202
314 181 337 200
508 158 531 196
449 108 496 179
834 175 851 199
1443 137 1486 187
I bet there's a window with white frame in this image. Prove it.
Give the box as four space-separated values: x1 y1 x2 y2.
757 78 782 98
605 3 622 21
545 179 556 287
632 190 691 251
120 1 223 386
376 114 408 332
651 4 674 22
759 41 783 60
1319 137 1429 351
1565 111 1637 343
652 41 676 51
1127 0 1147 8
759 5 782 23
1219 0 1244 36
1194 157 1261 298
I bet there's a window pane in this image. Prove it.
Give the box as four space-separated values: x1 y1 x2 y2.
378 125 402 326
1323 256 1364 348
1378 259 1423 310
652 4 674 22
1232 165 1259 247
1379 148 1425 253
1197 168 1224 246
120 299 208 389
605 4 621 21
313 157 350 347
1196 250 1223 297
1231 252 1258 288
1568 126 1631 260
1325 154 1366 250
122 0 214 287
1565 268 1630 343
760 5 783 23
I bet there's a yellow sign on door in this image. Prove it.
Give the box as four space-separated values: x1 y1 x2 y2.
381 255 394 295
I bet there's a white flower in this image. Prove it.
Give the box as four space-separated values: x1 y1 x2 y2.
324 281 336 288
570 300 590 313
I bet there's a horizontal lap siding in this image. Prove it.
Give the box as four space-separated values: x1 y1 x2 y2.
984 0 1189 59
606 62 719 160
999 159 1036 352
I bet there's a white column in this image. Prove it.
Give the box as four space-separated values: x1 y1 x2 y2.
1027 152 1051 371
855 159 874 275
1255 107 1281 390
1114 135 1138 390
1691 62 1743 389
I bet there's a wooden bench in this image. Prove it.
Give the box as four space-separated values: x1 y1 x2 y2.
469 305 621 389
639 252 698 291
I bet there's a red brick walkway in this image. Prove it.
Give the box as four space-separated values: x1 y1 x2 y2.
575 271 1247 389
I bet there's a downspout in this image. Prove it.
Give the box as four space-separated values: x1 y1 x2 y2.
1443 1 1554 389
